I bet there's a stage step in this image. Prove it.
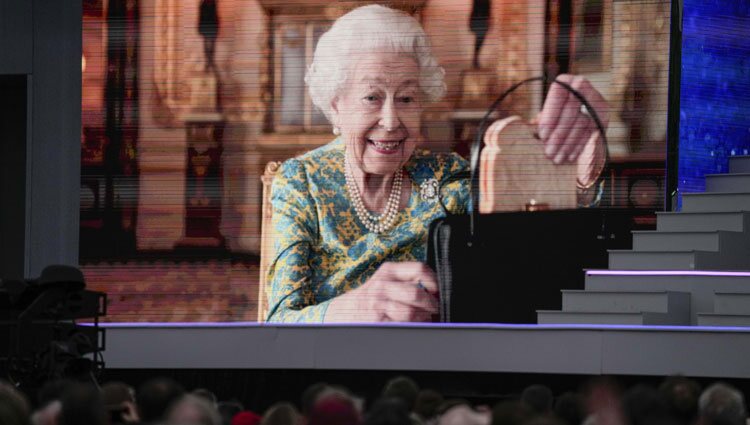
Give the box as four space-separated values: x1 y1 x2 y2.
714 292 750 315
656 211 750 232
575 160 750 327
631 230 749 252
729 155 750 173
537 310 687 325
697 313 750 327
585 272 750 293
561 290 689 314
705 173 750 193
584 271 750 325
607 250 750 270
682 192 750 212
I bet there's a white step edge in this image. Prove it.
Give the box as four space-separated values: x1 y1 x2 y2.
729 156 750 173
714 292 750 315
561 290 690 314
682 192 750 213
705 173 750 193
608 250 750 270
537 310 688 326
697 313 750 327
655 211 749 232
631 230 749 252
632 231 720 252
607 250 705 270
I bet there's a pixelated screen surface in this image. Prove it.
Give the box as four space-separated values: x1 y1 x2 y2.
677 0 750 206
80 0 675 323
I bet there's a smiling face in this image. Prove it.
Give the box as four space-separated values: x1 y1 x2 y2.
331 51 423 176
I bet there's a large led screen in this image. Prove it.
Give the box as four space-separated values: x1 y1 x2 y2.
81 0 674 323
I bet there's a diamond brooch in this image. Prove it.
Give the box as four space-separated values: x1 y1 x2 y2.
420 178 439 202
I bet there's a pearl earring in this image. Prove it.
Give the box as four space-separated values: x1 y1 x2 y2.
333 126 341 136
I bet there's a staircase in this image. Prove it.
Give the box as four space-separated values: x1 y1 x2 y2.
538 155 750 326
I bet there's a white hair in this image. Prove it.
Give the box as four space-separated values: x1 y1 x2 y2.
305 4 446 122
167 394 222 425
699 383 747 425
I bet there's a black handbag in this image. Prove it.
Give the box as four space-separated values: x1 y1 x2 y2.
426 76 625 324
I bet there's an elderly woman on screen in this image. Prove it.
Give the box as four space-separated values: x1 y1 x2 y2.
266 5 608 323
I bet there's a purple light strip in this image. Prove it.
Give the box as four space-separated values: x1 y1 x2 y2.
587 270 750 277
83 321 750 332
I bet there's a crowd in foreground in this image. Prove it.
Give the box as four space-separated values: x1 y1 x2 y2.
0 374 747 425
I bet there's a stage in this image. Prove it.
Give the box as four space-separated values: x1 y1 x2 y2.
101 322 750 378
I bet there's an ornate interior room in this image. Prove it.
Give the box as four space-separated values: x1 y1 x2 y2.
79 0 671 322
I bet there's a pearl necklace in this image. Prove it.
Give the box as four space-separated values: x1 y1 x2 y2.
345 161 403 234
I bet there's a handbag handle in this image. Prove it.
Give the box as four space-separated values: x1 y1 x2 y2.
468 75 610 239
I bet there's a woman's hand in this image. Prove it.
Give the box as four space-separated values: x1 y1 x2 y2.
537 74 610 165
325 262 439 322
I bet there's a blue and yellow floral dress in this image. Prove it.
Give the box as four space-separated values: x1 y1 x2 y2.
266 138 469 322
